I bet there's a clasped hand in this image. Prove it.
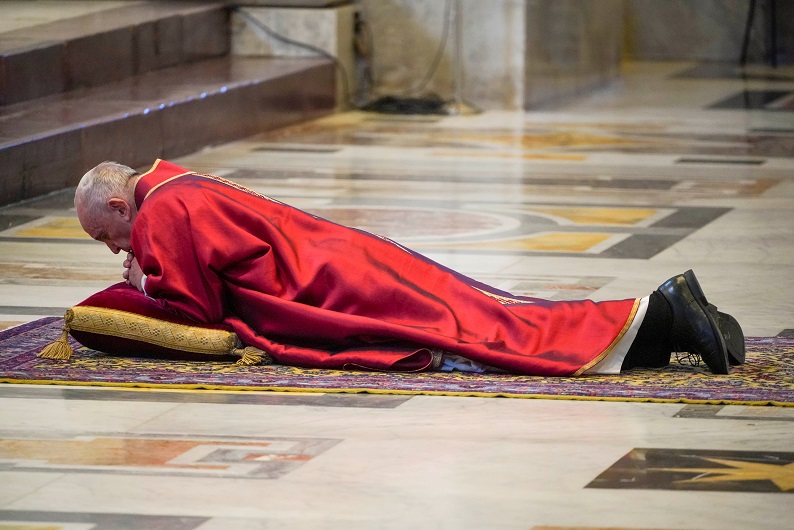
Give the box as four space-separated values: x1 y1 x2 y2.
123 251 144 292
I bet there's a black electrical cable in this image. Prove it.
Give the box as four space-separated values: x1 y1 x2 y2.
233 3 454 115
402 0 452 97
358 0 453 114
354 9 375 90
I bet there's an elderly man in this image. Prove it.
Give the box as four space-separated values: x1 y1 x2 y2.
74 159 744 375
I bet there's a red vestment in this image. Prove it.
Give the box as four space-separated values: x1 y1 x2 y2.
131 159 639 375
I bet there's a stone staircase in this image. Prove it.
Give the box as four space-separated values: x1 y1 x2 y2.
0 1 336 206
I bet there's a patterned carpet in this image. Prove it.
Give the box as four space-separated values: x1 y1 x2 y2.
2 317 793 406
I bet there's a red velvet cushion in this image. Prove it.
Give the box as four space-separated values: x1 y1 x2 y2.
69 282 237 361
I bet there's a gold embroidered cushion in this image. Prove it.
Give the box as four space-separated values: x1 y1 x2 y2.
39 282 268 365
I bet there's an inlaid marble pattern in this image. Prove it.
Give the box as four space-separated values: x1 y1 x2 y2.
242 113 794 157
0 510 207 529
710 90 794 111
0 434 339 479
675 404 794 422
0 386 412 408
2 203 727 259
1 58 794 529
588 448 794 493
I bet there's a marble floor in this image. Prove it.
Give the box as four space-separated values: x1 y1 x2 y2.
1 61 794 529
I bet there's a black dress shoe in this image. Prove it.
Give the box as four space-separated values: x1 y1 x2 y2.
657 270 730 374
689 300 745 366
716 309 745 365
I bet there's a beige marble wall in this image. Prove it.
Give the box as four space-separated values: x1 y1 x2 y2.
361 0 622 111
624 0 791 64
524 0 623 108
359 0 526 110
231 0 625 110
231 4 356 108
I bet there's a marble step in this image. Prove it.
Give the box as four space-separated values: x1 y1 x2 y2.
0 1 229 107
0 55 335 207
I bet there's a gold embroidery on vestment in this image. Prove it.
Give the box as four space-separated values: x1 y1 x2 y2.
472 286 529 305
573 297 641 376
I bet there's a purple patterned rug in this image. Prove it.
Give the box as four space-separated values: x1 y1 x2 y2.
2 317 793 406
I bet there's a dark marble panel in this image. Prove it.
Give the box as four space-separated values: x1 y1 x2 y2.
588 448 794 493
64 28 136 90
0 144 26 205
0 215 38 231
0 385 413 408
0 59 335 153
159 92 231 158
673 63 794 81
749 127 794 134
709 90 794 111
0 3 230 107
246 63 337 127
0 57 334 207
2 187 74 210
0 306 67 315
22 131 83 199
676 157 766 165
600 234 684 260
0 138 82 206
80 112 164 174
160 62 335 158
135 15 185 73
675 404 794 422
251 145 342 153
0 237 96 245
0 511 208 530
652 206 731 229
0 42 66 106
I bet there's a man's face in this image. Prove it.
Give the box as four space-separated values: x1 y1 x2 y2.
77 199 134 254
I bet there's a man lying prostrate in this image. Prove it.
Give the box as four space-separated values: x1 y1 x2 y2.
73 159 745 376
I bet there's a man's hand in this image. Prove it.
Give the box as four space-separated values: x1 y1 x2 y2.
122 251 144 293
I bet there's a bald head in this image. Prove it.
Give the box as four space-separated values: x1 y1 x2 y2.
75 161 140 254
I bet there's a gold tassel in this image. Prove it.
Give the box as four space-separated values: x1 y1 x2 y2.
38 309 75 360
233 345 271 366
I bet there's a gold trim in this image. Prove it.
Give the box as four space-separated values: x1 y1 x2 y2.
137 159 195 201
472 286 530 305
139 165 280 205
573 298 641 376
193 172 282 204
429 349 445 370
70 306 238 356
143 171 196 201
138 158 164 178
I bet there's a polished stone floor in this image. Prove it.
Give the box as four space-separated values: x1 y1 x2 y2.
1 61 794 529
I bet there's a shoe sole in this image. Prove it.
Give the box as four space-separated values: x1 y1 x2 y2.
683 270 744 366
683 270 730 374
716 309 745 365
687 286 745 366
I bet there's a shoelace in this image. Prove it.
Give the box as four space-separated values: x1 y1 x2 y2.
675 350 702 367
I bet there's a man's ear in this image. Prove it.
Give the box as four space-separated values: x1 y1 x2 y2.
107 198 131 221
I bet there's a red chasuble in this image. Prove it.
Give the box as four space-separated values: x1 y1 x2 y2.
131 159 639 376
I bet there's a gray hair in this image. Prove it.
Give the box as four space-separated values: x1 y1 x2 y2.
75 161 139 217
